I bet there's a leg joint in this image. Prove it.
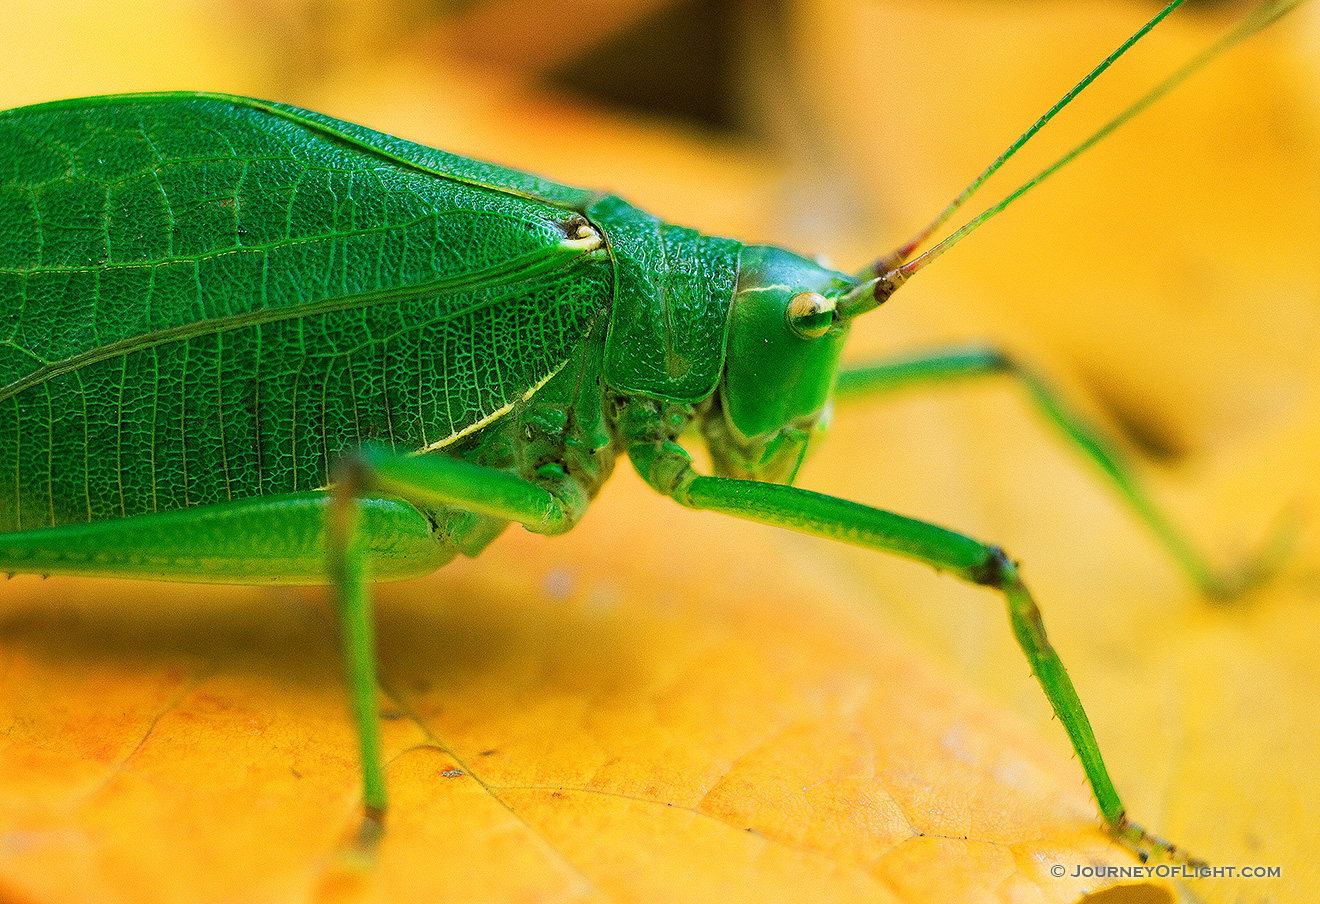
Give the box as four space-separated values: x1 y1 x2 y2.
969 545 1015 588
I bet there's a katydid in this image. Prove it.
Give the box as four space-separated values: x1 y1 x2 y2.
0 0 1298 863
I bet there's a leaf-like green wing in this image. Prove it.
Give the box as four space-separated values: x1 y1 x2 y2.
0 94 611 531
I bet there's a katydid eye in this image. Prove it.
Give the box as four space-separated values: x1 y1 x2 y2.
786 291 835 339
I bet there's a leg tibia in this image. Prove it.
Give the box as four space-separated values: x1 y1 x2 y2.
835 344 1263 598
672 471 1198 864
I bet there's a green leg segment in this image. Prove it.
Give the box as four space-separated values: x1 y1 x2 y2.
324 487 388 848
326 446 577 843
0 491 446 583
836 344 1274 599
627 430 1196 863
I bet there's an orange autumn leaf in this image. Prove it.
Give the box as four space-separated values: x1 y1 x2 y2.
0 481 1158 904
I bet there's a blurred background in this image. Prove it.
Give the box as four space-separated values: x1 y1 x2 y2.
1 2 1318 902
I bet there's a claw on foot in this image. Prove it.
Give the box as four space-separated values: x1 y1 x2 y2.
355 808 385 854
1113 814 1207 868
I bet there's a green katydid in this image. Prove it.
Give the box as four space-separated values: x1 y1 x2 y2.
0 0 1300 863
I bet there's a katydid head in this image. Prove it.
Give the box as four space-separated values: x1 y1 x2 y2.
710 245 896 484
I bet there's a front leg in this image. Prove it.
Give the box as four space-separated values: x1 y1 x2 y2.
626 430 1199 865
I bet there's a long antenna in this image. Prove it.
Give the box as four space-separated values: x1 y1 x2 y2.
840 0 1306 317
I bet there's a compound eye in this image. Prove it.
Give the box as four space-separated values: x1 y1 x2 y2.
786 291 835 340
